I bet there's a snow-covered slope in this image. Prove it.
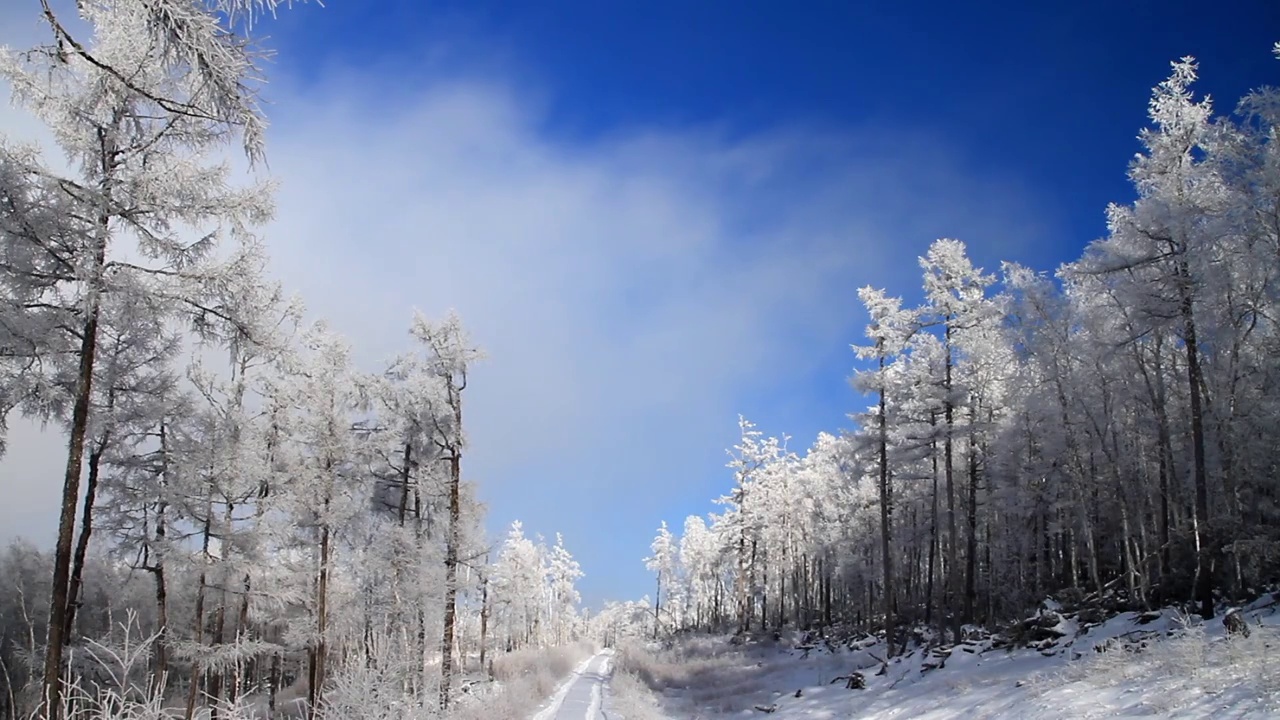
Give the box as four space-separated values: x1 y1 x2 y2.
625 595 1279 719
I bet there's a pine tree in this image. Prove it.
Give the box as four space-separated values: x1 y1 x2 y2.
644 522 678 638
1 5 278 709
852 286 915 654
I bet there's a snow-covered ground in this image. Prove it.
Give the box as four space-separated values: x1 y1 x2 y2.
617 594 1280 719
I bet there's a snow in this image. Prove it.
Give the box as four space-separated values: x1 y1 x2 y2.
531 650 613 720
634 598 1280 719
530 654 597 720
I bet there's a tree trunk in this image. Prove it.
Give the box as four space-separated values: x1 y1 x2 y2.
230 570 252 701
267 651 280 720
821 556 831 628
185 507 213 720
750 539 760 632
63 441 107 644
737 529 748 634
308 520 331 720
439 372 466 709
964 400 979 625
926 411 939 630
479 566 490 674
1150 337 1175 585
65 343 123 647
151 422 171 680
439 447 461 710
397 442 412 527
1179 260 1213 620
39 114 118 719
944 322 960 646
151 532 170 680
208 505 231 717
653 574 662 639
40 302 102 718
876 350 895 654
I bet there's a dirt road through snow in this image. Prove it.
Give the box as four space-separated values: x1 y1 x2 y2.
532 649 612 720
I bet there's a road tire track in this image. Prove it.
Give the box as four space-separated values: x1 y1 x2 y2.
532 650 613 720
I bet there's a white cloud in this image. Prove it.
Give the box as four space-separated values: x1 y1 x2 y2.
254 73 1055 599
0 8 1060 601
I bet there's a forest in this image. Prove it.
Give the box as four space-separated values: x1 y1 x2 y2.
2 1 1279 719
0 2 608 719
638 53 1280 653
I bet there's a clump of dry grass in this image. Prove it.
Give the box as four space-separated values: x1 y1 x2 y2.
450 642 596 720
607 669 668 720
612 637 774 712
613 637 737 691
20 614 263 720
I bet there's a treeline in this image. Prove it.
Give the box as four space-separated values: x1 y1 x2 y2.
0 508 589 719
0 3 587 719
642 54 1280 649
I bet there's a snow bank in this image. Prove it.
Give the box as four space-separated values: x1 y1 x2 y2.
635 598 1280 719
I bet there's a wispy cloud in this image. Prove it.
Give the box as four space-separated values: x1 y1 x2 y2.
256 71 1057 600
0 7 1060 601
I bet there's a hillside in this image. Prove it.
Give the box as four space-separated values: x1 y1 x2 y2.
610 595 1279 719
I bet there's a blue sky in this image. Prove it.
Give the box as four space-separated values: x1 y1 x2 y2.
256 0 1278 606
266 0 1279 250
2 0 1278 607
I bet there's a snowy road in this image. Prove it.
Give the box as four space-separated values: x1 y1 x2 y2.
532 650 613 720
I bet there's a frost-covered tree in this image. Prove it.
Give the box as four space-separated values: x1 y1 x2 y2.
35 0 312 163
401 310 482 708
644 522 678 638
678 515 722 629
918 238 996 643
0 3 283 709
1070 58 1222 618
852 286 916 654
546 534 584 646
591 598 654 648
716 416 786 633
638 46 1280 655
491 521 544 651
485 520 586 657
275 322 372 717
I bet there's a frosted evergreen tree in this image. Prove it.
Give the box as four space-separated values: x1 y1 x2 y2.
0 4 284 709
547 534 584 645
644 521 678 638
